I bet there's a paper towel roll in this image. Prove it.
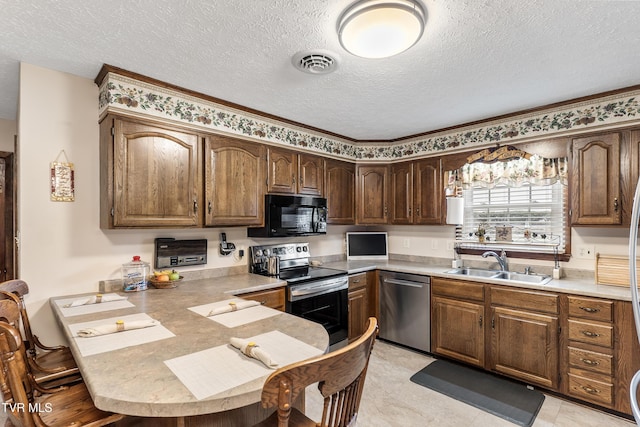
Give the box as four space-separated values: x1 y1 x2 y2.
446 197 464 225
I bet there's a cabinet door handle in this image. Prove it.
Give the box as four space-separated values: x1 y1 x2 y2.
580 358 600 366
581 330 600 338
491 317 495 329
193 200 198 213
579 306 600 313
479 315 483 327
299 176 303 184
614 197 619 212
581 385 600 395
208 201 212 214
384 205 388 216
292 176 296 185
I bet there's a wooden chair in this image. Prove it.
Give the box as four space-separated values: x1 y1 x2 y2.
0 297 80 390
254 317 378 427
0 280 79 385
0 321 126 427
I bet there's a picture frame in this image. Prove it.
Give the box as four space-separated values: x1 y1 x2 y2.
495 226 512 242
50 161 75 201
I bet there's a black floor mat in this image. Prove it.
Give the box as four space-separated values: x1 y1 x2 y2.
410 359 545 427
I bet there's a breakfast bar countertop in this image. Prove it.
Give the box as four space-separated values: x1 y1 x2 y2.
49 273 329 420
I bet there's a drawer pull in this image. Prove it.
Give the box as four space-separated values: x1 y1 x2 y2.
260 300 267 305
579 306 600 313
581 385 600 395
581 330 600 338
581 358 600 366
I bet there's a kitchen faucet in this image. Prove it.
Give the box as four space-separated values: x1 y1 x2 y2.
482 250 509 271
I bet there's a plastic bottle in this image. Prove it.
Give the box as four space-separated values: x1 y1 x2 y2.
122 255 150 292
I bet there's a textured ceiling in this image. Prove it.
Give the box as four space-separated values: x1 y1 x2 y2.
1 0 640 140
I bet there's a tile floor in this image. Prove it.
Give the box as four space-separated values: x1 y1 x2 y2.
305 340 637 427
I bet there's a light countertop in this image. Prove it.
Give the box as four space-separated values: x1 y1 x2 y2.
320 259 636 302
49 274 328 418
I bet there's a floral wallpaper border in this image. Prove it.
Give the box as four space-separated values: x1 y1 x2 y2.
99 73 640 161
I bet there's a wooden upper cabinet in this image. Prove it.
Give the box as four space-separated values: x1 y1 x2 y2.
414 157 443 224
389 158 442 225
325 159 356 224
101 115 202 228
267 147 324 196
356 165 389 224
390 162 413 224
204 136 266 226
571 132 621 225
298 153 324 196
267 147 297 194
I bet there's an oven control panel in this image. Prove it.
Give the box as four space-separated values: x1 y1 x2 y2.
249 243 309 265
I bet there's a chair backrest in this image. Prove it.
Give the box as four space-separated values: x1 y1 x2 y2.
260 317 378 427
0 321 37 427
0 281 38 356
0 280 29 299
0 299 21 327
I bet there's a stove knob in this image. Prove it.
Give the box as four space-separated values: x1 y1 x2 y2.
296 246 302 252
302 246 308 252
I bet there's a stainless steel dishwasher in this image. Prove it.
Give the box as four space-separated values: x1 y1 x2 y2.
378 271 430 352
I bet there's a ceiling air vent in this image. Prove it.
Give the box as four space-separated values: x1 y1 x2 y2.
292 50 339 75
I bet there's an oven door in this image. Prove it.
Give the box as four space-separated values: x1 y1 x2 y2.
286 278 348 347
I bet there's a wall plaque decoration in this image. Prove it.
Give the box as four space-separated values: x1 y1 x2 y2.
50 150 74 201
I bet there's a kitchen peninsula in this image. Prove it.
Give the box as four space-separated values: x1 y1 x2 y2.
49 274 329 426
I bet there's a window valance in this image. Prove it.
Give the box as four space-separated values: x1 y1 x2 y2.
459 154 568 188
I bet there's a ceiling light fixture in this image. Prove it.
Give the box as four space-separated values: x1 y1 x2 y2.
338 0 426 59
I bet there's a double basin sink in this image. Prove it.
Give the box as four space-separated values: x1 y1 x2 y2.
445 267 553 285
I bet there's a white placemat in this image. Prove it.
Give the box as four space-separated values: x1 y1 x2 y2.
189 299 282 328
164 330 324 400
68 313 174 356
55 293 134 317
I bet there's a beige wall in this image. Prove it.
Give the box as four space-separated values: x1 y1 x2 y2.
16 63 347 343
0 118 16 152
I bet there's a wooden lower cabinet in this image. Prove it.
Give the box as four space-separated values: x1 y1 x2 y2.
432 296 485 367
490 306 559 389
562 294 626 412
489 287 559 390
236 287 285 311
431 279 640 416
348 272 368 341
431 278 485 367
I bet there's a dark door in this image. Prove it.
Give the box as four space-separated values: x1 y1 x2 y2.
0 152 15 281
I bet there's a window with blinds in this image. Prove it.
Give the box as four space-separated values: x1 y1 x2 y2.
459 181 567 253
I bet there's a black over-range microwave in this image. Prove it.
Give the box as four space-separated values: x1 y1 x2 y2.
247 194 327 237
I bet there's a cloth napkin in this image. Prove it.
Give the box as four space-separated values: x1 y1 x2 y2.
64 294 127 308
230 337 278 368
76 319 159 337
207 300 260 316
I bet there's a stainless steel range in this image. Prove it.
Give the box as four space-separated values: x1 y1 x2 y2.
249 243 348 348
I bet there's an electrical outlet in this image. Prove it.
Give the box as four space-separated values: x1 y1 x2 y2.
447 241 455 251
431 240 438 250
575 245 595 259
403 238 410 248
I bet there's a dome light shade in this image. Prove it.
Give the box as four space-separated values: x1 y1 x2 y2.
338 0 426 59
